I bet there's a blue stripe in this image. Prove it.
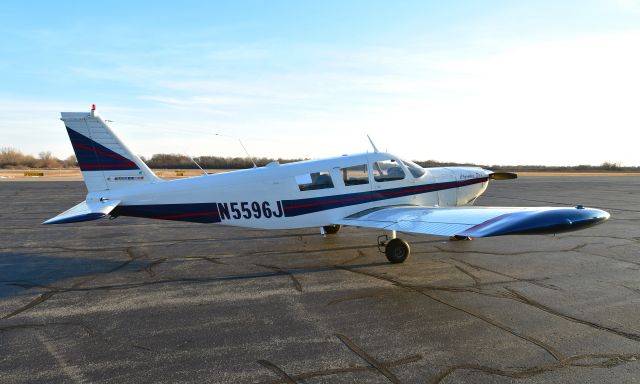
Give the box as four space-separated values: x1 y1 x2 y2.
66 127 140 171
458 207 610 237
112 203 221 223
282 177 488 217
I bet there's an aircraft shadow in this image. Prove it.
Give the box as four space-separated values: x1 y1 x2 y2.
0 250 389 299
0 252 144 299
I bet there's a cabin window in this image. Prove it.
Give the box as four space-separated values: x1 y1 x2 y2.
296 171 334 191
373 159 405 182
400 159 426 178
341 164 369 186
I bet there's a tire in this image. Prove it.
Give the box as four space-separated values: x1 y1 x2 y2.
385 238 410 263
323 224 341 234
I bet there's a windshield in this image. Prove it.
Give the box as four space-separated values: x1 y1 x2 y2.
373 159 405 182
400 159 426 178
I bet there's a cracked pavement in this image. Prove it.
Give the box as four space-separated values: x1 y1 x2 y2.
1 176 639 383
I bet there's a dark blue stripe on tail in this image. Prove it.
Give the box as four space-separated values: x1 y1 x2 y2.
66 127 139 171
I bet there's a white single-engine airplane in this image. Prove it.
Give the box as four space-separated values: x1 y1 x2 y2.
44 105 610 263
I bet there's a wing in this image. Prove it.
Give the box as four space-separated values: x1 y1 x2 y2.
336 205 609 238
43 199 120 225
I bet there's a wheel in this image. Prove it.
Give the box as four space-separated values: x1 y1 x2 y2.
448 235 473 241
385 238 411 263
323 224 341 234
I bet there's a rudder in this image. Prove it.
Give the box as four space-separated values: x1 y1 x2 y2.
61 105 160 192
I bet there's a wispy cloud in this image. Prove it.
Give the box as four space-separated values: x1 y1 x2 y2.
2 2 639 165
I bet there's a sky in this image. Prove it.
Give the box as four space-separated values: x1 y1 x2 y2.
1 0 639 166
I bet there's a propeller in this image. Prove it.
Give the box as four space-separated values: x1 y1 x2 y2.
489 172 518 180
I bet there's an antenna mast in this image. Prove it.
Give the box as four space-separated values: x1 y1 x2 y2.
367 134 379 153
185 153 208 176
238 139 257 168
212 132 258 169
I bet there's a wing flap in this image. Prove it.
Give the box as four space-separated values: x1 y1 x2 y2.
43 199 120 225
337 206 609 237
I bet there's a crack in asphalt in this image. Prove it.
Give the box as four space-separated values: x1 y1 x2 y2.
257 334 422 384
255 264 303 292
578 249 640 267
256 354 422 384
257 360 297 384
181 256 227 264
340 249 368 265
504 288 640 342
335 333 403 383
433 243 588 258
141 258 167 277
429 353 640 384
336 266 564 362
453 265 481 288
327 293 382 306
451 258 561 291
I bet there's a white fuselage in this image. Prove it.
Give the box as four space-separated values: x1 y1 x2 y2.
97 152 490 229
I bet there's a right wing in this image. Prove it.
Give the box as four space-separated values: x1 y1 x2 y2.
336 205 609 238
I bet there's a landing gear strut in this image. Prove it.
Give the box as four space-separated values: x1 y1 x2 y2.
378 230 411 263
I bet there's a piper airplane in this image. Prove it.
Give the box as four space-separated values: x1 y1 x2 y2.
44 105 610 263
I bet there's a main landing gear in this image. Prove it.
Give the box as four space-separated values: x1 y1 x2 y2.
322 224 341 234
378 230 411 263
320 225 410 263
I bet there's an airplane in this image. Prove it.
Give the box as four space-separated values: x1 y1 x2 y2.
44 105 610 263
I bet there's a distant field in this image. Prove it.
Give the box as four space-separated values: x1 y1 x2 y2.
2 168 640 181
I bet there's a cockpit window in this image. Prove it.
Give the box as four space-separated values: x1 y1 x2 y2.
341 164 369 186
373 159 405 182
400 159 426 178
296 171 334 191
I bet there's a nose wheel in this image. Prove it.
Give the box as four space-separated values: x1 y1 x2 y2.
378 232 411 263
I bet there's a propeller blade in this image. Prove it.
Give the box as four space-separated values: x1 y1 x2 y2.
489 172 518 180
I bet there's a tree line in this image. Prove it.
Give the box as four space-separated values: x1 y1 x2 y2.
0 147 77 169
140 153 302 169
1 147 637 172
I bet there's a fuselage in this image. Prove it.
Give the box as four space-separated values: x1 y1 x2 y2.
105 152 491 229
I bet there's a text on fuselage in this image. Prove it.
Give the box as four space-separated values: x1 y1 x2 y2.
217 201 284 220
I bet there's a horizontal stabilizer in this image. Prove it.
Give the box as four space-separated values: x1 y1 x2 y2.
43 199 120 225
337 205 609 238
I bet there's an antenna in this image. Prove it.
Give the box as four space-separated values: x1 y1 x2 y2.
184 152 207 176
367 134 379 153
238 139 257 168
212 132 258 169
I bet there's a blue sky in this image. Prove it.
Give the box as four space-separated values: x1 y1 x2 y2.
1 1 639 165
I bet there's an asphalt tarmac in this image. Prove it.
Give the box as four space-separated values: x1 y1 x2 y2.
1 177 639 383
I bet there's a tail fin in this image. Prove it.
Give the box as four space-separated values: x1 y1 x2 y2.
61 106 160 192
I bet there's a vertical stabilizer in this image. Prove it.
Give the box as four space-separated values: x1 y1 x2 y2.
61 106 160 192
